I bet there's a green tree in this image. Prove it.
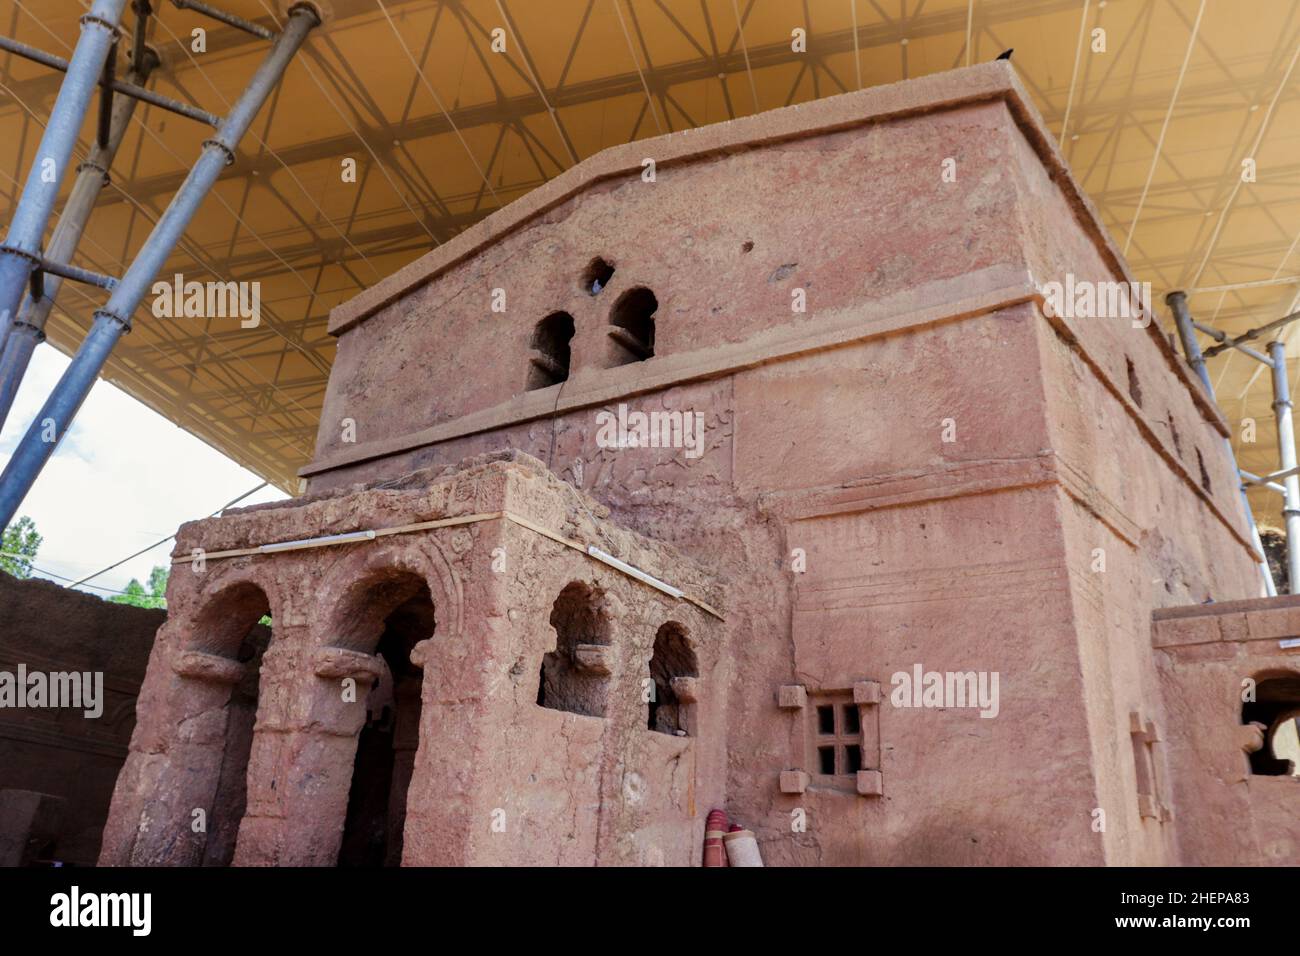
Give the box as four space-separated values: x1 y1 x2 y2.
0 516 42 578
110 564 169 609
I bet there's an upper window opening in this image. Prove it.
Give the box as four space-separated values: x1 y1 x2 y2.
583 257 615 295
817 705 835 735
330 569 432 655
192 581 272 659
608 287 656 365
527 311 575 391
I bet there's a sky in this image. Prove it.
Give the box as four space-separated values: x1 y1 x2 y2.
0 343 287 598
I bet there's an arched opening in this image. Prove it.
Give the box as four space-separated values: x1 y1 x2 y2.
647 622 698 736
1243 674 1300 776
335 571 436 867
189 581 273 867
607 286 656 365
536 582 612 718
526 311 575 390
582 256 615 295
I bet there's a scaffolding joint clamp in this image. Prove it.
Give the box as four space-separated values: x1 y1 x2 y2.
286 1 324 26
7 318 45 341
202 138 237 166
93 308 132 334
0 244 41 267
76 160 111 186
79 14 122 36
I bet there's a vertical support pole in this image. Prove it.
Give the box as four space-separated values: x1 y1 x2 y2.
1270 340 1300 592
0 46 159 431
0 0 129 346
1167 291 1277 596
0 3 320 528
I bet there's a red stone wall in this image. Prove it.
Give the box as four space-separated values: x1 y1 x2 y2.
101 455 723 866
0 574 163 865
288 64 1265 865
1153 598 1300 865
100 63 1284 866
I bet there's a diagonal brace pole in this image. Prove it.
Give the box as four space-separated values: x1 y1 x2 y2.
0 42 159 431
0 3 320 528
0 0 129 346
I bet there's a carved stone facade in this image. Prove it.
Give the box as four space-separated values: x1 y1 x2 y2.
99 61 1300 866
100 454 723 866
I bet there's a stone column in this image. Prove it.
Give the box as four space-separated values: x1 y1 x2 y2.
384 675 423 866
233 639 381 866
100 646 245 866
400 531 509 865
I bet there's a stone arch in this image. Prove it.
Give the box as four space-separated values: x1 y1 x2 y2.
188 580 272 657
313 537 462 650
179 575 277 866
293 539 459 866
111 571 278 866
177 561 286 641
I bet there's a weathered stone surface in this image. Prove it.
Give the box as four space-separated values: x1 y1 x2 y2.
99 61 1299 867
1153 597 1300 864
102 454 722 866
0 574 162 865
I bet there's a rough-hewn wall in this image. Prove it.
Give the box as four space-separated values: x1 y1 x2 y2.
1153 597 1300 865
101 454 723 866
289 62 1265 865
0 573 163 865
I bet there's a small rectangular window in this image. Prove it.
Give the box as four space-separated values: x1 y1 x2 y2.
818 746 836 775
808 692 868 785
817 705 835 735
844 745 863 774
842 704 860 734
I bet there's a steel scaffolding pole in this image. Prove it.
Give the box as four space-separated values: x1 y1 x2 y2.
0 3 320 528
1269 340 1300 591
0 44 160 431
0 0 128 346
1167 291 1277 596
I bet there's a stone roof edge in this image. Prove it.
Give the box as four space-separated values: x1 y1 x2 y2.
327 61 1020 336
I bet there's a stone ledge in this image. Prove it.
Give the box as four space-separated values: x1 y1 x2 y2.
172 650 245 685
313 647 384 682
1153 594 1300 648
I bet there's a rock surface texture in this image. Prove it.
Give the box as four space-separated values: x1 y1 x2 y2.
101 62 1299 866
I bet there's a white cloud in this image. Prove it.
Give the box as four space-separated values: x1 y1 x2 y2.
0 344 286 597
